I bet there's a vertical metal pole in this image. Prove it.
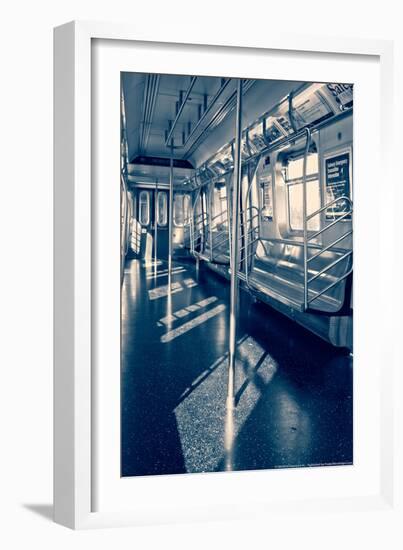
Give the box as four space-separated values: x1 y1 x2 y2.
227 79 243 410
189 204 194 255
226 173 232 266
168 142 174 291
154 178 158 268
209 188 213 261
302 128 311 310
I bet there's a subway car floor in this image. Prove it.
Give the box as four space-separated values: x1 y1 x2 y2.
121 257 353 477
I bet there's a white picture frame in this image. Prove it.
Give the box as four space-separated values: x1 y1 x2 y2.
54 20 398 530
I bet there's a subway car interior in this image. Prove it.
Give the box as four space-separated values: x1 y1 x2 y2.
120 74 353 476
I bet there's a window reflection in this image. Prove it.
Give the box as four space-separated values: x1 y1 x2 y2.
284 153 320 231
174 193 190 226
139 190 150 226
212 183 228 228
157 191 167 226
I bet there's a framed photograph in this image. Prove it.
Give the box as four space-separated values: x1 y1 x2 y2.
54 21 396 529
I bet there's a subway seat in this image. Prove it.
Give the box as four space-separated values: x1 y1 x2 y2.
249 241 352 313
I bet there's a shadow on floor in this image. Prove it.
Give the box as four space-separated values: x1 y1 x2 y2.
23 504 53 522
121 259 353 476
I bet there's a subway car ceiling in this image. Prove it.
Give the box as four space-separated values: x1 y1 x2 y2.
122 74 306 186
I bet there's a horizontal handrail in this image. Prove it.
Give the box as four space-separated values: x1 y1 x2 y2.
240 235 260 252
308 268 353 305
304 193 353 310
206 222 229 234
191 216 207 227
307 250 352 284
192 222 206 232
194 211 207 219
209 223 257 244
208 209 228 224
210 232 230 249
307 230 353 263
285 173 320 187
240 225 258 240
240 212 259 224
240 206 260 217
182 110 351 191
209 225 258 252
306 195 352 221
307 210 352 241
196 219 207 226
164 76 198 146
260 236 322 250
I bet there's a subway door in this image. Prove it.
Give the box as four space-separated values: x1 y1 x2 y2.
154 189 169 261
137 189 153 260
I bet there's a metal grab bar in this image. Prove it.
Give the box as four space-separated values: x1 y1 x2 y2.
193 211 207 221
208 224 259 258
260 236 323 250
209 230 230 247
192 220 208 232
188 206 231 260
306 195 353 221
242 185 261 287
300 134 353 310
242 208 261 288
208 212 258 243
308 268 353 305
182 109 351 191
240 223 259 240
203 211 228 232
307 210 352 241
208 222 259 256
307 250 353 284
186 212 207 256
302 128 312 310
209 209 228 223
240 234 260 253
207 210 258 240
200 202 259 263
307 231 353 263
120 174 130 281
165 76 197 146
228 240 260 274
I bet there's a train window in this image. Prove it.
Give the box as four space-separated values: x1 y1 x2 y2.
212 184 228 227
284 153 320 231
174 194 190 226
260 174 273 220
139 190 150 226
157 191 167 226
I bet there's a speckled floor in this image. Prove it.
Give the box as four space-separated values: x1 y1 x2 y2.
121 258 353 477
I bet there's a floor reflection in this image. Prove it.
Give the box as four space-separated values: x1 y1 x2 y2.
121 258 353 477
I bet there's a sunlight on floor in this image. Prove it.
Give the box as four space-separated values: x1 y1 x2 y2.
148 281 183 300
146 266 186 280
148 278 198 300
161 303 226 343
158 296 218 326
174 335 278 472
